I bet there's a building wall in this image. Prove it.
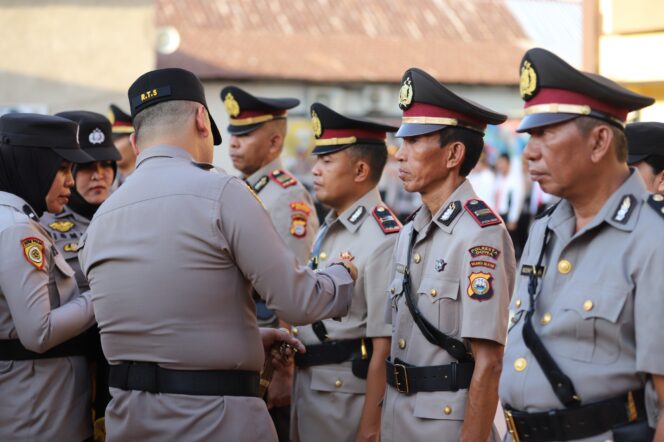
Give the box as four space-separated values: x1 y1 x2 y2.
0 0 154 116
596 0 664 120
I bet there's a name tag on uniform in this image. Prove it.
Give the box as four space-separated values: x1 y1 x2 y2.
520 265 546 277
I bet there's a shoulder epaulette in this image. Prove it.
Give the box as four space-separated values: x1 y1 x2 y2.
252 175 269 194
534 201 560 220
372 205 402 234
269 169 298 188
647 193 664 219
464 199 501 228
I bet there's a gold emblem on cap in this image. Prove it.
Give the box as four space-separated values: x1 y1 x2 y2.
520 60 537 100
224 92 240 117
399 77 413 110
311 111 322 138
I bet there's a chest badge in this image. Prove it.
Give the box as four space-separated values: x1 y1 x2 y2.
434 258 447 272
49 220 75 233
467 272 494 301
63 243 78 253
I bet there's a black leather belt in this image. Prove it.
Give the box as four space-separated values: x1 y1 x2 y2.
385 358 474 395
294 338 366 368
504 389 648 442
0 330 93 360
108 362 261 397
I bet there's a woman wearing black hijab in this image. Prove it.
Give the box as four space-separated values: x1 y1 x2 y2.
0 113 96 441
41 111 121 292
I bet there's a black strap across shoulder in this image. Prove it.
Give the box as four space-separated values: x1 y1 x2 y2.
0 329 94 361
108 362 261 397
402 228 473 363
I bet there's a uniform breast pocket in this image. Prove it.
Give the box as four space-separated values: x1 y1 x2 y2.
309 366 366 395
416 276 459 336
556 287 630 364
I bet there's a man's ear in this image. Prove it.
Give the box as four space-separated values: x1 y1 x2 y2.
354 159 371 184
446 141 466 170
268 131 283 155
195 105 211 139
655 170 664 194
129 133 139 156
588 124 613 164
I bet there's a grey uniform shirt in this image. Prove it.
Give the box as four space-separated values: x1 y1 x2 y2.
499 170 664 441
78 145 353 442
0 192 95 441
382 180 516 442
245 157 318 265
40 206 91 292
291 187 398 442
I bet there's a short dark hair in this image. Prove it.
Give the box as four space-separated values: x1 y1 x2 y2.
438 127 484 176
345 143 388 184
574 116 628 162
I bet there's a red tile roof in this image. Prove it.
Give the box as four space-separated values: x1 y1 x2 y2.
157 0 528 85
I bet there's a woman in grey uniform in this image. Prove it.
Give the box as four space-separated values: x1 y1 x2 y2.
0 113 96 441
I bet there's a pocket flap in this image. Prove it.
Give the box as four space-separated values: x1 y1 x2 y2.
417 276 459 302
309 366 366 394
388 276 404 297
413 389 467 420
561 287 628 323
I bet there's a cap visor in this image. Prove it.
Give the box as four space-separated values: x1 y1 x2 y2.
395 123 447 138
227 123 262 136
516 113 578 133
210 116 222 145
52 147 95 163
627 153 649 165
311 144 352 156
84 146 122 162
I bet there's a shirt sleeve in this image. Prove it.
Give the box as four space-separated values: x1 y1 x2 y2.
0 223 95 353
634 240 664 375
217 178 353 325
459 225 516 345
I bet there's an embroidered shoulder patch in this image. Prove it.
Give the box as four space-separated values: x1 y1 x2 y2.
252 175 269 194
21 237 46 270
290 201 312 218
467 272 494 301
347 206 366 224
290 215 307 238
647 193 664 219
372 205 402 234
269 169 298 188
464 199 501 227
612 194 636 224
49 220 75 233
468 245 501 259
437 200 462 226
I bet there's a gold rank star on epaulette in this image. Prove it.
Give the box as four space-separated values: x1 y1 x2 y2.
269 169 297 188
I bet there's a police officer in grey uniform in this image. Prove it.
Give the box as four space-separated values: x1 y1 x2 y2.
499 48 663 442
78 68 357 442
382 68 516 442
0 113 96 441
41 111 121 292
626 122 664 194
221 86 319 440
290 103 399 442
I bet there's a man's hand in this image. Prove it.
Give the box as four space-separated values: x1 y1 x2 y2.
267 363 293 409
260 327 305 369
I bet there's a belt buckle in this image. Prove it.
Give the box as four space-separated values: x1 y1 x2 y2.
504 410 521 442
393 363 410 394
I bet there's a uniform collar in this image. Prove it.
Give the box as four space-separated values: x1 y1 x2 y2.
136 145 193 168
413 179 474 235
245 157 283 186
326 187 382 233
0 191 39 220
54 205 90 223
550 168 647 235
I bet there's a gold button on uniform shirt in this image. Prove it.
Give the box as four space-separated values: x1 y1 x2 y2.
500 171 664 441
382 180 516 442
291 187 398 442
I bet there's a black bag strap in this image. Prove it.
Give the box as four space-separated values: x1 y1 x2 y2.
521 226 581 408
402 228 472 363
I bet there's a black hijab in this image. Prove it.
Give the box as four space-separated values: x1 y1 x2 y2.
0 143 61 216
